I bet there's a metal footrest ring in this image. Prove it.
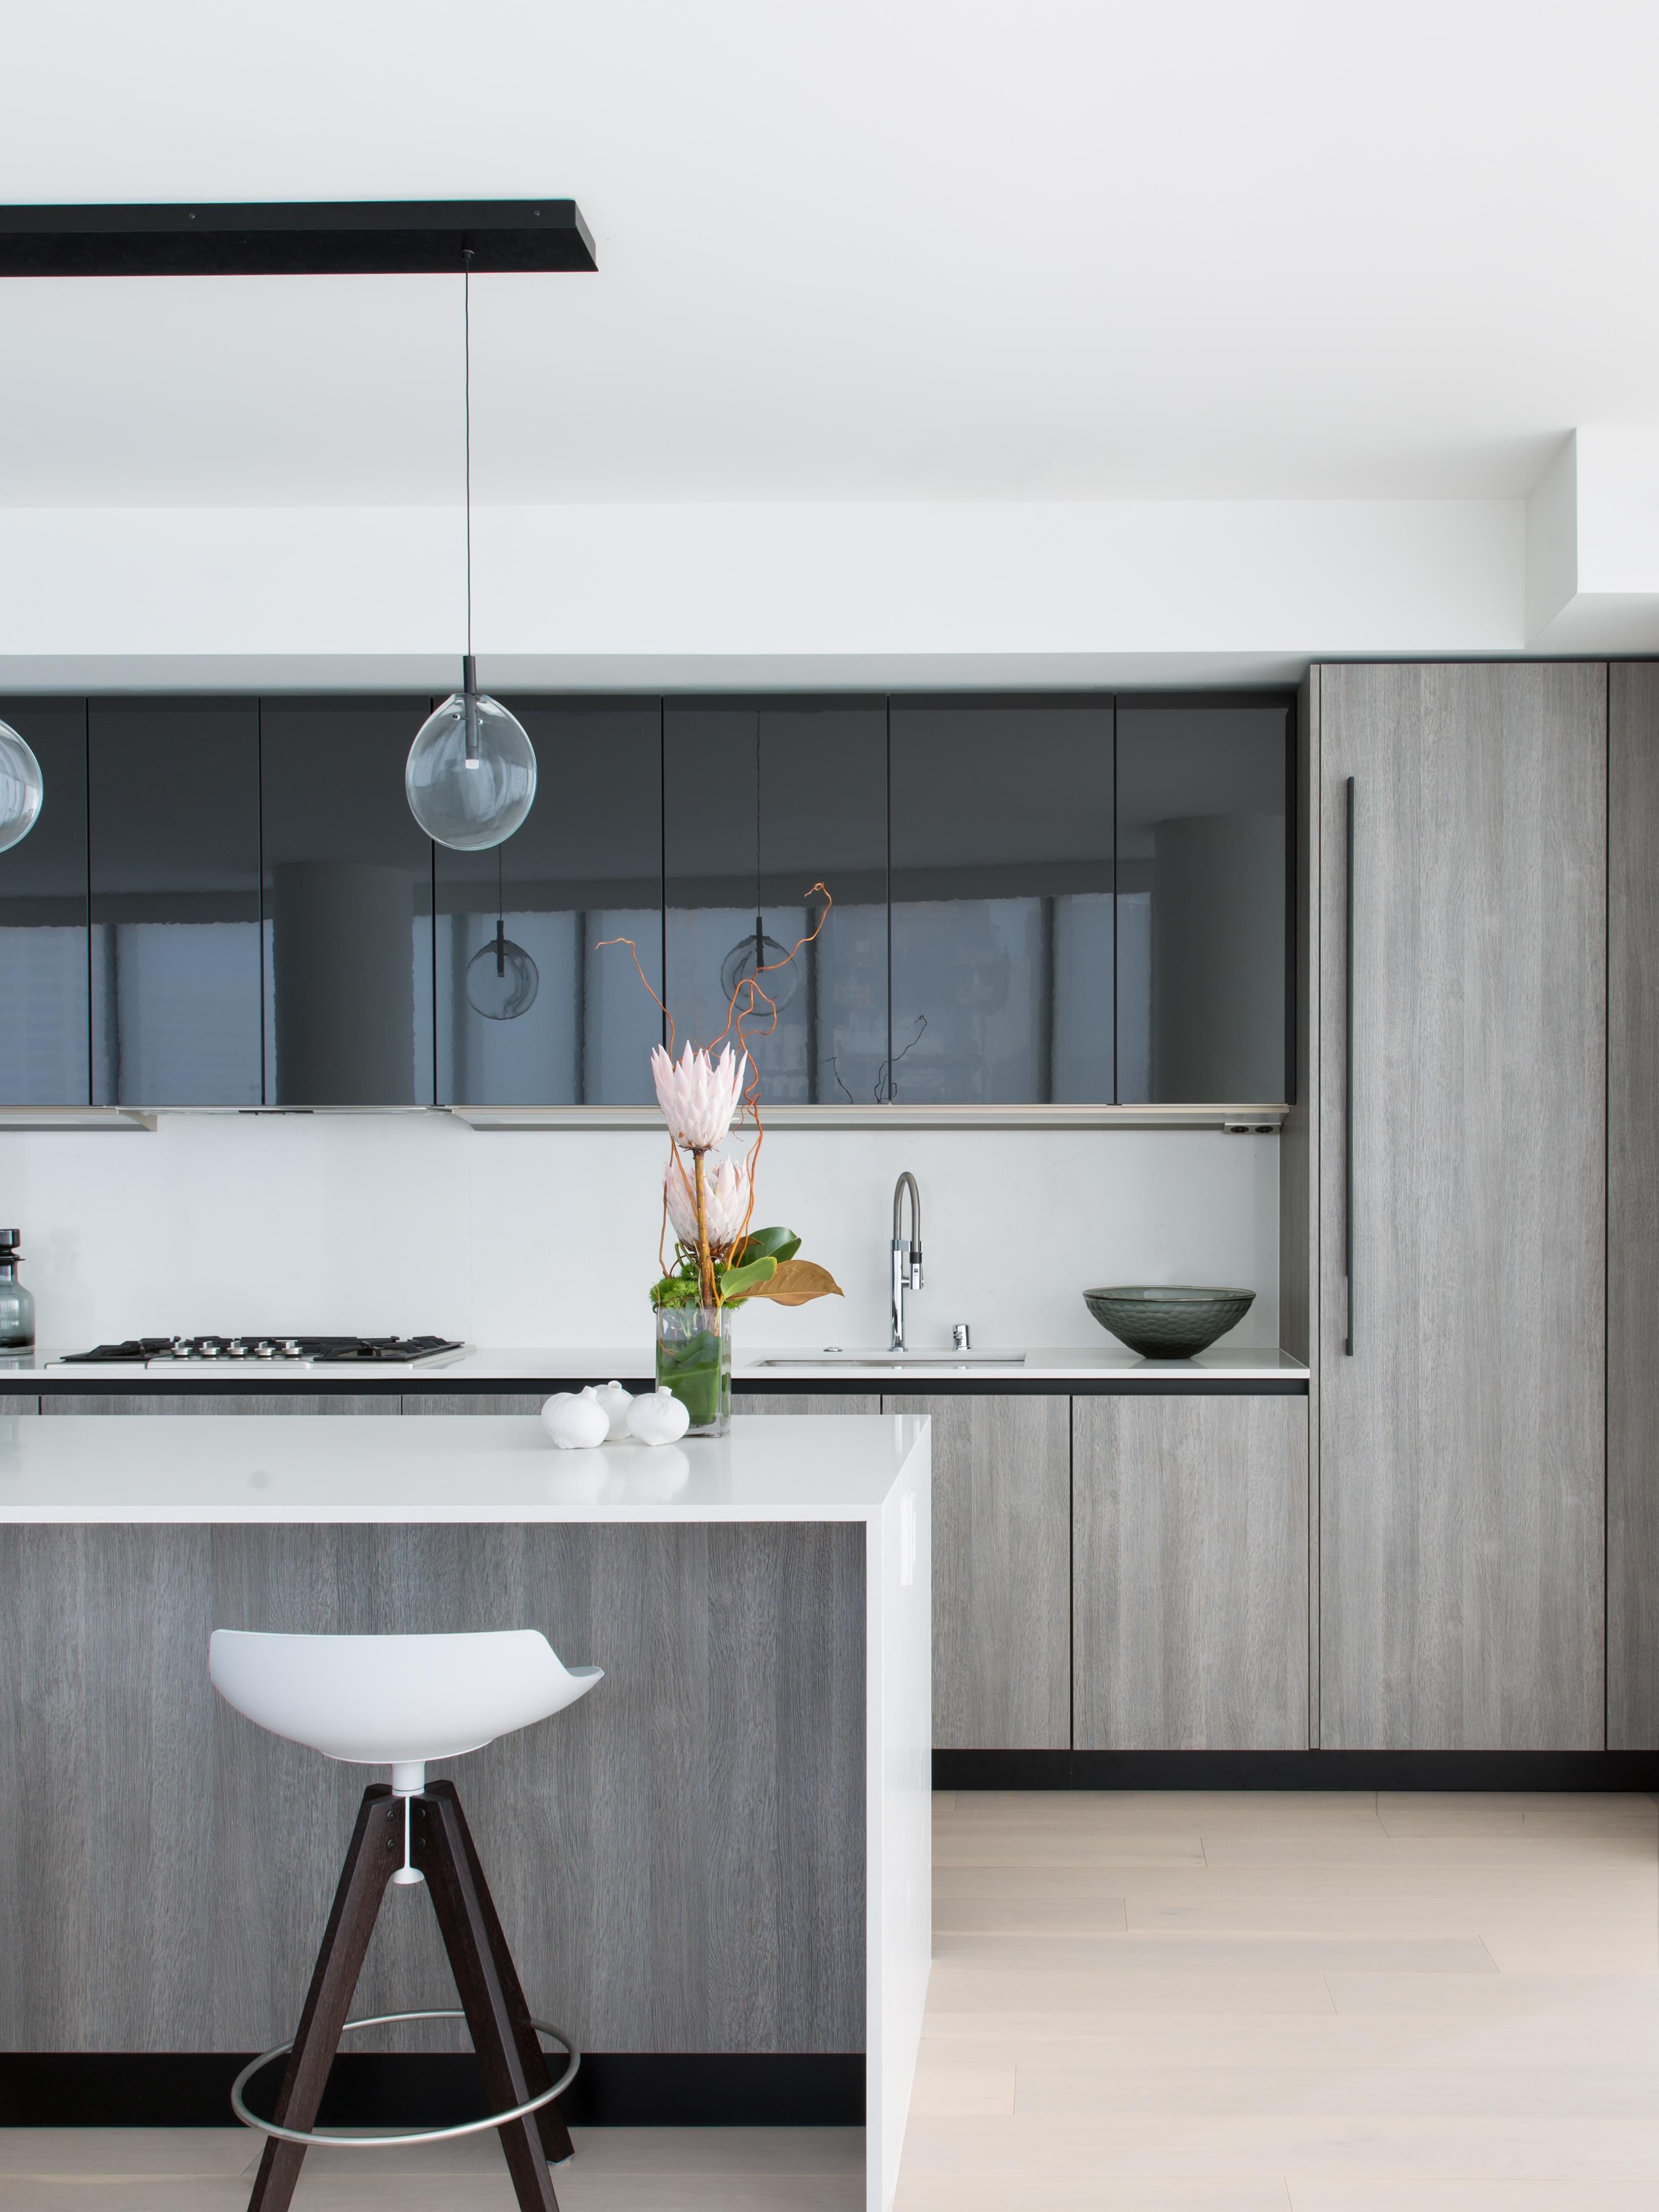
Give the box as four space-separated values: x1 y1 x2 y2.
230 2007 580 2149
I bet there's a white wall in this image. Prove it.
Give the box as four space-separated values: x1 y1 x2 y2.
0 1114 1279 1357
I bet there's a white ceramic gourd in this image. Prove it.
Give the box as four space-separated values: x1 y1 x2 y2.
541 1386 610 1451
626 1386 692 1446
592 1380 634 1440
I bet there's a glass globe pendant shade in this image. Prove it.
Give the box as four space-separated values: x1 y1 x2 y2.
0 720 44 855
720 914 800 1014
466 920 540 1021
406 663 537 851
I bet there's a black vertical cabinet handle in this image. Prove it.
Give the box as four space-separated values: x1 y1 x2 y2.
1343 775 1356 1356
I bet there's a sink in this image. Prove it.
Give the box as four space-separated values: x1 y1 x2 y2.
753 1351 1027 1368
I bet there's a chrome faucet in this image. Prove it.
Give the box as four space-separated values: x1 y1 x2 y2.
891 1171 923 1349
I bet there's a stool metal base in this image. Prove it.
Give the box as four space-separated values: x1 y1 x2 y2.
232 2007 580 2150
242 1780 573 2212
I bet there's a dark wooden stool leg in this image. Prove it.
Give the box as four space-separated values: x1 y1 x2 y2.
422 1779 575 2166
247 1785 401 2212
411 1789 564 2212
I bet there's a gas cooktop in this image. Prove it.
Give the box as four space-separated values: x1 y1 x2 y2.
52 1335 465 1369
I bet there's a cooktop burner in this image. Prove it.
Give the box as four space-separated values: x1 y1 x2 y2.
54 1335 465 1369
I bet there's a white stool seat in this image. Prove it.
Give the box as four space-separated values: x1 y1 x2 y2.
209 1629 602 1772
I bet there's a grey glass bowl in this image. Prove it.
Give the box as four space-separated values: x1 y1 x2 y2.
1083 1285 1256 1360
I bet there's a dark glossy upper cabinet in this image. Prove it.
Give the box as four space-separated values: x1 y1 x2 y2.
436 698 663 1106
889 698 1116 1103
0 700 89 1105
1115 698 1290 1104
665 701 887 1103
260 699 434 1106
89 699 262 1106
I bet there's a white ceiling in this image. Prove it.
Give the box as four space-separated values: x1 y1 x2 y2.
0 0 1656 510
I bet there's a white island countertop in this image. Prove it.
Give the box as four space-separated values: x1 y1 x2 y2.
0 1409 930 1524
17 1342 1309 1385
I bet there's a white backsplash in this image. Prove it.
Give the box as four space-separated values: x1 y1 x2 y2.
0 1114 1280 1356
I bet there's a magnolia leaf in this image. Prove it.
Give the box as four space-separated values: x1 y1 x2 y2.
716 1253 779 1301
741 1259 844 1307
730 1226 801 1267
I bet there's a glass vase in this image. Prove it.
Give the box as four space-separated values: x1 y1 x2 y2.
655 1304 732 1437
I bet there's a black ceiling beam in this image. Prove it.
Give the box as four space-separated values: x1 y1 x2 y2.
0 200 596 278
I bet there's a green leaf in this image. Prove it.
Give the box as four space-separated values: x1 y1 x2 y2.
729 1226 801 1268
715 1253 779 1301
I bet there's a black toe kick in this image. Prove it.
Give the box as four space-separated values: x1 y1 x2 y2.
935 1748 1659 1792
0 2052 865 2130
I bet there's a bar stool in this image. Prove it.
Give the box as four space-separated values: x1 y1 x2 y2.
209 1628 603 2212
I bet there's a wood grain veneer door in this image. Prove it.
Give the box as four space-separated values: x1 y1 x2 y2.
884 1393 1070 1750
1609 662 1659 1749
1072 1395 1308 1750
1318 663 1606 1749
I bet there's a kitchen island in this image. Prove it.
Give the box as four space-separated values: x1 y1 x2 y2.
0 1410 930 2212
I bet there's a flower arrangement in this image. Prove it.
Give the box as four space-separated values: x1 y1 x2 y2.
605 892 842 1434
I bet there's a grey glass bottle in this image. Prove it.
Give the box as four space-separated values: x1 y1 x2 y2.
0 1233 35 1349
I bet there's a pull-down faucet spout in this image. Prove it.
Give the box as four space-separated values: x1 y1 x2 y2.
891 1172 922 1350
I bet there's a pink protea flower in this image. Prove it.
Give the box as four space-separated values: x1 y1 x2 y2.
650 1041 748 1153
665 1152 752 1252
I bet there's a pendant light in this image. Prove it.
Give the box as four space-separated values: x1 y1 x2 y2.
406 250 537 851
0 719 43 854
719 713 800 1013
466 844 540 1020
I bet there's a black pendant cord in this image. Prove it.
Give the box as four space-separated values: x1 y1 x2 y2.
753 713 763 968
496 844 506 978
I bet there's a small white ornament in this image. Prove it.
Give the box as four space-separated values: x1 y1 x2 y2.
592 1380 634 1440
626 1385 692 1445
541 1387 610 1451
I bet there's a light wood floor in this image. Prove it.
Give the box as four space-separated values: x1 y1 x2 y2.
3 1790 1654 2210
903 1788 1659 2211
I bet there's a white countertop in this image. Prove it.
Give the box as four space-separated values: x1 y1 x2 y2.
0 1410 929 1524
13 1343 1309 1384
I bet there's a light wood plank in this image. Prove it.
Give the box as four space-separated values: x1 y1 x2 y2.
884 1394 1070 1750
1317 663 1607 1749
1609 660 1659 1749
1072 1396 1308 1750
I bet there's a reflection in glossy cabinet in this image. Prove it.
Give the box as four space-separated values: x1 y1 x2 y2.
0 699 88 1104
889 699 1115 1105
666 701 887 1103
436 698 663 1107
89 699 262 1107
1072 1395 1308 1750
260 698 435 1106
1116 697 1290 1103
885 1392 1070 1749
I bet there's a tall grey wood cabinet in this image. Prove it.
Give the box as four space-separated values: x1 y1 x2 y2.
1608 663 1659 1749
1315 663 1607 1749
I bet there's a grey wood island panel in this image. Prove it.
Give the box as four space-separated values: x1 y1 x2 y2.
0 1519 865 2054
884 1392 1069 1749
1609 660 1659 1749
1072 1394 1308 1749
1317 662 1607 1749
